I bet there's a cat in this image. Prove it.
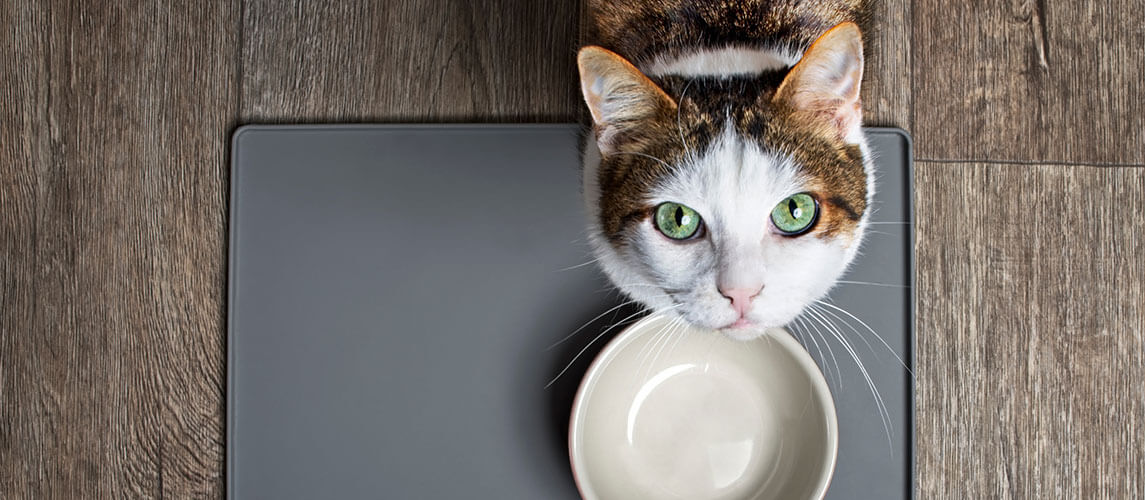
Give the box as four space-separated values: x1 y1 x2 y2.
578 0 873 341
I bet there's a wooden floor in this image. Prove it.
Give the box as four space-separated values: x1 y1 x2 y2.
2 1 1142 497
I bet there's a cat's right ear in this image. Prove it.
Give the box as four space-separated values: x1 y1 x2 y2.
577 46 677 154
773 22 865 144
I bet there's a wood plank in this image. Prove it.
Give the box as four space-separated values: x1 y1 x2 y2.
1 1 51 495
240 0 580 122
861 0 911 128
912 1 1145 164
915 161 1145 498
0 1 238 497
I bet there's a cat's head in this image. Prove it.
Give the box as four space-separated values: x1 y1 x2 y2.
578 23 872 340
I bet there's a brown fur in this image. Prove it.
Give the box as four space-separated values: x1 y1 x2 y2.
593 75 868 243
583 1 870 246
585 0 866 65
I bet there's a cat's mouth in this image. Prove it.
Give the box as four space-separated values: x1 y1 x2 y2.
727 317 754 330
702 312 773 340
718 321 770 341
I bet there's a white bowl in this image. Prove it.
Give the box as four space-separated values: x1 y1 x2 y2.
569 314 837 500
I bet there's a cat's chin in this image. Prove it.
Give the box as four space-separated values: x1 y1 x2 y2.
718 324 771 341
658 309 777 342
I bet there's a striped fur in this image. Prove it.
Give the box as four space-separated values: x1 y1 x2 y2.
579 1 873 338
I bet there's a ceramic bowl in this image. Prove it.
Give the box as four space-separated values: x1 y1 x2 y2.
569 314 837 500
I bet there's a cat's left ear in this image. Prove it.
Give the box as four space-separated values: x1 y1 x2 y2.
578 46 677 154
774 22 864 144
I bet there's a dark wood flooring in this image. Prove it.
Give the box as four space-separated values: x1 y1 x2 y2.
2 0 1142 497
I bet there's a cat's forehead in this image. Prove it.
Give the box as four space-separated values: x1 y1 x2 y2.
657 74 786 151
654 125 803 213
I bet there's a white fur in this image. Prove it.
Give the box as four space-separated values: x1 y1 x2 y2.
850 139 876 264
644 46 801 78
584 123 872 340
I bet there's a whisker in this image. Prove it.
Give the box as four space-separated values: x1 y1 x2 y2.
557 258 600 272
545 305 681 389
809 302 876 355
797 314 843 390
866 221 910 225
836 280 909 289
786 320 814 367
635 315 677 380
804 305 895 453
612 151 673 170
805 307 861 387
863 230 897 238
640 316 682 381
787 319 812 353
546 300 638 351
801 314 843 390
814 300 914 376
794 314 835 388
655 316 690 370
677 77 697 158
664 316 692 360
654 316 688 367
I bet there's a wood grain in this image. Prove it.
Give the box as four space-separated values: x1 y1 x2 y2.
3 0 1145 497
240 0 581 122
912 1 1145 164
1 1 50 492
861 0 911 128
1 1 237 497
915 161 1145 498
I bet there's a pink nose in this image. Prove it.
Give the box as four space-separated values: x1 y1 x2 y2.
720 287 761 317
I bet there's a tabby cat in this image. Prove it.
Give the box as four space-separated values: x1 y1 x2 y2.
578 0 872 340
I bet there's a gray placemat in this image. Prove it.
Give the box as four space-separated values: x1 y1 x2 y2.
228 124 914 499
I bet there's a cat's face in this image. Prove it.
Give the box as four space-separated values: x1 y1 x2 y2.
579 23 870 340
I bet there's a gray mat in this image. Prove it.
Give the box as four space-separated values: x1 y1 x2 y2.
228 124 914 499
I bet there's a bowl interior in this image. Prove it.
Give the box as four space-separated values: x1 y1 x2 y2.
569 315 837 500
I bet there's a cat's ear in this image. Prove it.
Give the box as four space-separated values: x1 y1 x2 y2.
774 22 864 143
578 46 677 153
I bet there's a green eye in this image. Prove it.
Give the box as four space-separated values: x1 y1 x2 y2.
771 193 819 235
654 202 703 240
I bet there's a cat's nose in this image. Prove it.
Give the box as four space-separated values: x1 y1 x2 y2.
719 287 761 317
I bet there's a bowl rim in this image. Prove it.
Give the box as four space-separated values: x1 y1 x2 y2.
567 313 839 500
